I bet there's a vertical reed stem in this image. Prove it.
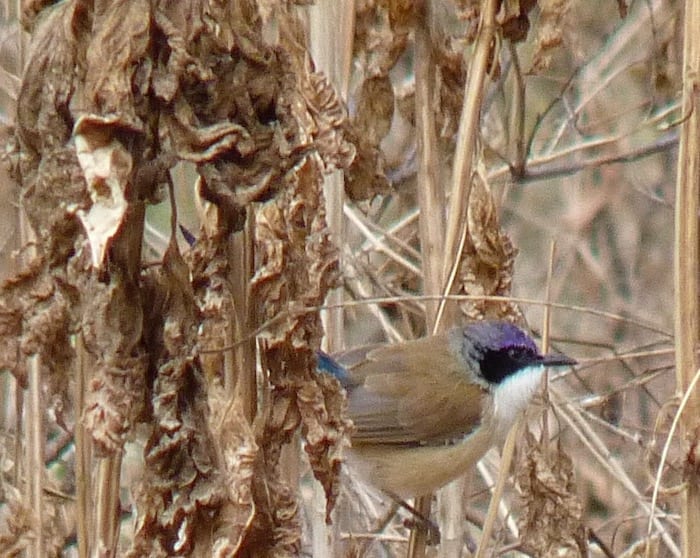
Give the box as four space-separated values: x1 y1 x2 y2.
674 1 700 555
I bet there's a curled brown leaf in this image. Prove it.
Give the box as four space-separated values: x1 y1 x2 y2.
517 431 587 557
459 169 519 320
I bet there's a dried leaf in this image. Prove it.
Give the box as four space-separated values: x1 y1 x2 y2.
531 0 572 73
74 116 133 269
251 157 339 347
354 75 395 146
0 483 32 556
248 456 302 556
16 1 85 155
19 146 89 260
81 274 146 455
129 356 218 556
187 222 237 385
517 431 587 557
247 148 346 549
434 45 467 142
458 167 519 320
0 299 24 384
20 284 75 397
342 124 390 201
499 0 536 43
129 237 233 556
206 386 258 556
83 0 152 132
0 258 44 385
354 0 415 77
300 72 356 172
15 1 90 264
84 356 147 456
341 1 414 201
163 102 255 163
343 74 392 201
6 1 381 556
0 253 80 394
0 480 68 557
298 372 352 522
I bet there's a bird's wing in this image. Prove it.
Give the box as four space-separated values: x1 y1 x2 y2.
332 335 486 446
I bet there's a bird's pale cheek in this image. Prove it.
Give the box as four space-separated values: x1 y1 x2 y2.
492 365 545 427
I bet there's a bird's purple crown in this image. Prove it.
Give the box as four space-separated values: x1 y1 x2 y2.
463 321 538 353
461 321 541 384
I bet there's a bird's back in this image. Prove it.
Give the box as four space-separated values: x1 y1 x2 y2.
325 333 488 447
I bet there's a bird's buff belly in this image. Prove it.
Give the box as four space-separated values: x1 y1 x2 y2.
345 426 494 498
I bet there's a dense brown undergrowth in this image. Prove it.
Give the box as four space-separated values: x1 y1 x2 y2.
0 1 694 557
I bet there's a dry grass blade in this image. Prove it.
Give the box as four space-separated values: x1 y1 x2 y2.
647 368 700 548
25 355 43 558
673 2 700 558
474 418 522 558
437 0 500 330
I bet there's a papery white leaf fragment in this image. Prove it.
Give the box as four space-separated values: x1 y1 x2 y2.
74 115 133 268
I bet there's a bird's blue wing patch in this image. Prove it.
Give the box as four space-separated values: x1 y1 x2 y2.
179 224 197 247
316 350 352 388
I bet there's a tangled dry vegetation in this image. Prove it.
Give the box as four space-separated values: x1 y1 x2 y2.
0 0 693 557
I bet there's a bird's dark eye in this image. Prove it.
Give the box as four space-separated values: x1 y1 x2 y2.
506 346 535 362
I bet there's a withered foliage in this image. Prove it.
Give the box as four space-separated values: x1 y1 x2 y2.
0 0 596 555
0 482 67 557
0 484 32 557
531 0 573 72
2 0 366 555
350 1 519 325
459 168 520 320
517 432 587 557
250 156 351 546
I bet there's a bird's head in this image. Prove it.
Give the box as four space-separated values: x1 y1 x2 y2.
456 321 576 428
459 321 576 385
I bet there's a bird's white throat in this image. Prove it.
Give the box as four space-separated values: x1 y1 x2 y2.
492 364 545 427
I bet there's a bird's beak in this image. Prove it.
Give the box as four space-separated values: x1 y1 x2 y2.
540 353 577 366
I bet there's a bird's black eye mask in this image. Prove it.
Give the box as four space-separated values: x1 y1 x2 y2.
459 321 542 384
478 346 539 384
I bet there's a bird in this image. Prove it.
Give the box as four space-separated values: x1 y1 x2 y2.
317 320 576 499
